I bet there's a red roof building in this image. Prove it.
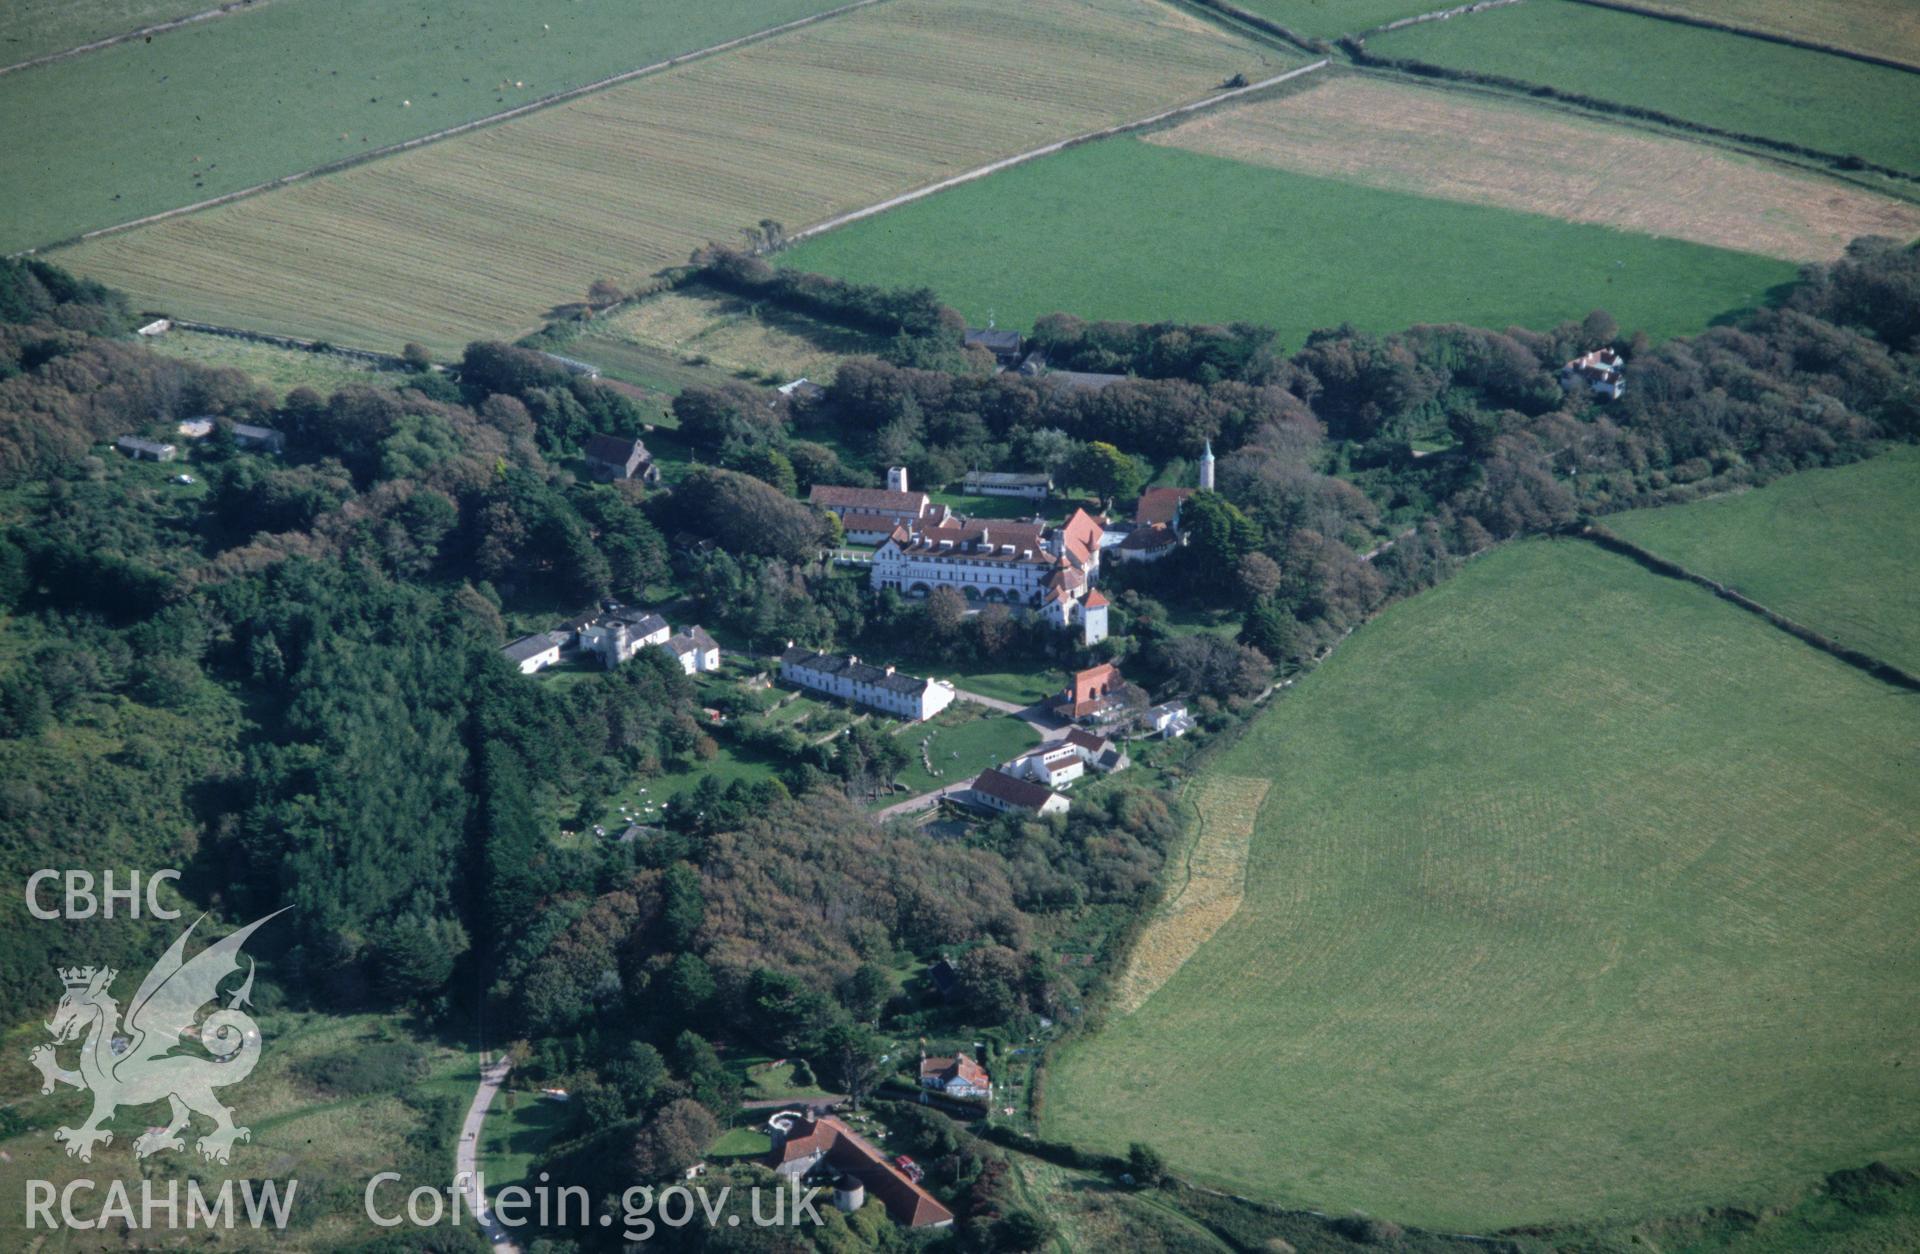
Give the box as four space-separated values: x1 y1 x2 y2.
768 1115 955 1228
1058 662 1125 721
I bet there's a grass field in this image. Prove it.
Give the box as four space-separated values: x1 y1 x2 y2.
1043 538 1920 1229
0 0 231 67
780 137 1797 345
1604 447 1920 676
1149 73 1920 262
578 283 889 388
480 1088 570 1189
1371 0 1920 175
54 0 1282 354
0 1011 475 1249
0 0 853 252
144 327 414 395
929 490 1055 521
1231 0 1447 37
1633 0 1920 70
947 668 1064 707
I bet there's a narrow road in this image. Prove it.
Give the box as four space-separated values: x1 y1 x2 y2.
950 690 1071 739
456 1059 518 1252
875 777 978 821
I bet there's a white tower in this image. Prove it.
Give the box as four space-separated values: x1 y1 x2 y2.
887 465 910 493
1198 440 1215 492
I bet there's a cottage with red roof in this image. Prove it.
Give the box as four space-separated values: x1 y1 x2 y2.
966 767 1070 816
920 1051 993 1100
767 1113 955 1228
809 466 948 542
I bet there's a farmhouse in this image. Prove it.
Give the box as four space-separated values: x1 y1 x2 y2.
115 437 177 462
1146 701 1196 739
920 1052 992 1101
767 1113 954 1228
583 434 660 483
810 467 949 543
1010 742 1085 789
664 626 722 675
966 767 1069 817
231 422 284 453
963 326 1023 367
1562 348 1626 399
779 645 956 721
501 633 564 675
1057 662 1127 723
576 607 671 667
1062 726 1129 772
962 469 1051 500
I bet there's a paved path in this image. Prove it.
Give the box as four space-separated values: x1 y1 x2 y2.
742 1094 847 1111
456 1059 518 1252
875 777 977 821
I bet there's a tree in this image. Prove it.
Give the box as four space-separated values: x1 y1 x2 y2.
1070 441 1146 503
588 278 626 307
925 586 968 640
401 342 432 372
992 1210 1057 1252
821 1020 887 1105
1235 551 1283 604
627 1098 718 1180
1127 1142 1167 1188
956 943 1025 1023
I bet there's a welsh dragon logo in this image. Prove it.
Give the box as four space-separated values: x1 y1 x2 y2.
28 910 285 1164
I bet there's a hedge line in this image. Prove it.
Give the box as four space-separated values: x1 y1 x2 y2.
1342 38 1920 183
1566 0 1920 78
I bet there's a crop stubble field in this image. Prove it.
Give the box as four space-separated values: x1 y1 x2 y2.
1228 0 1444 39
1149 74 1920 262
1044 539 1920 1229
1370 0 1920 175
0 0 855 252
779 137 1797 345
1604 447 1920 676
1632 0 1920 69
578 284 889 387
52 0 1283 354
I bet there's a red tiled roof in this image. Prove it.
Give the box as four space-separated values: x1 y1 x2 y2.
1134 487 1193 527
1083 589 1109 609
1064 727 1108 752
1120 524 1178 551
921 1052 991 1089
771 1117 954 1227
809 485 930 514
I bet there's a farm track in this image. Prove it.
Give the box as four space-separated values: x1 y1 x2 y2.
17 0 892 257
0 0 270 78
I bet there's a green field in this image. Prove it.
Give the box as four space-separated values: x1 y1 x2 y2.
1232 0 1442 38
946 668 1065 707
0 0 850 252
1605 447 1920 675
1044 538 1920 1229
55 0 1279 354
0 0 228 67
780 137 1796 346
144 327 414 395
1371 0 1920 174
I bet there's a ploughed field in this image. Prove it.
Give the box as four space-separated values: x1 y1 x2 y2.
1368 0 1920 175
1146 73 1920 263
50 0 1283 354
1 0 857 252
1604 446 1920 676
778 136 1797 345
1043 538 1920 1229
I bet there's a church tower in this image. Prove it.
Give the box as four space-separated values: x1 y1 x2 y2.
1198 439 1215 492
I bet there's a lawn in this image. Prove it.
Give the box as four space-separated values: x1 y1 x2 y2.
144 327 414 396
777 138 1797 348
479 1088 571 1190
1371 0 1920 175
946 667 1064 707
734 1056 837 1102
929 490 1055 521
709 1125 775 1158
1043 538 1920 1229
1604 446 1920 675
887 704 1042 796
1149 73 1920 263
55 0 1284 353
1 0 853 251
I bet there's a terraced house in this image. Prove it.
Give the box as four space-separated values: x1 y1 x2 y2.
779 645 956 721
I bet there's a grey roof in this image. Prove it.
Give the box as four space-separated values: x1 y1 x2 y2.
612 609 669 635
971 768 1059 811
231 422 280 442
116 436 175 454
584 434 646 464
1046 369 1128 391
783 648 931 694
501 634 557 663
963 471 1052 488
667 626 717 656
964 328 1022 353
